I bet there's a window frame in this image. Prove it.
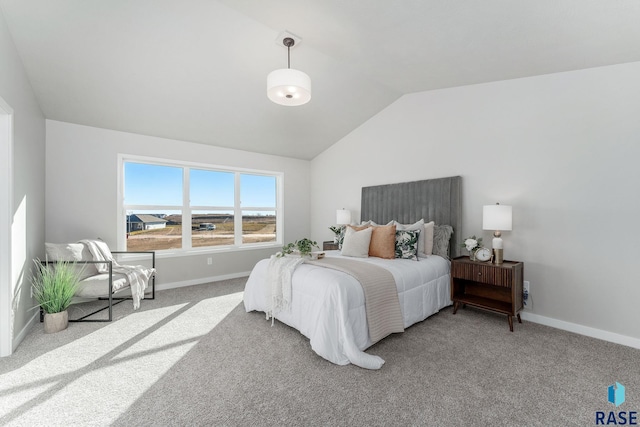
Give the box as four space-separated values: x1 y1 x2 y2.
117 154 284 255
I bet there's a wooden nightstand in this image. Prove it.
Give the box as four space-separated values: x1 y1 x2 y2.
450 256 524 331
323 241 339 251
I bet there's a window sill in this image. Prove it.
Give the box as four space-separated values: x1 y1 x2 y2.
151 242 281 259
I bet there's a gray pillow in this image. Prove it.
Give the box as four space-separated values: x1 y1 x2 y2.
432 225 454 259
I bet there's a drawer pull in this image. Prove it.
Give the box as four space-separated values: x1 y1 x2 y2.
478 272 482 276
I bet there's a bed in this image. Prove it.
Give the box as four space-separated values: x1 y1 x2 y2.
244 176 462 369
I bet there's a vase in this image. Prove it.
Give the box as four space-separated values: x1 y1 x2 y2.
469 250 477 262
44 310 69 334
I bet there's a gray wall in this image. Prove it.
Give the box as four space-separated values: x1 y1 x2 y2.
310 61 640 344
45 120 310 286
0 9 46 351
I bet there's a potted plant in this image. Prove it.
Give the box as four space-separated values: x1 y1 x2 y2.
31 259 81 333
328 225 344 243
278 238 319 258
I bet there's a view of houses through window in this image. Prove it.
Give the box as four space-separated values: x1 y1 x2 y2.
122 160 280 252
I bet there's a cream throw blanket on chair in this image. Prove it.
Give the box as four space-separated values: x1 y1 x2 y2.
79 239 155 309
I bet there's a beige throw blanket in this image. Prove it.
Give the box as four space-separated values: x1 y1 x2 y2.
265 255 305 324
306 257 404 344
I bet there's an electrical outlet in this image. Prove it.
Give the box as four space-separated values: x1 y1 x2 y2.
207 257 213 265
523 281 530 306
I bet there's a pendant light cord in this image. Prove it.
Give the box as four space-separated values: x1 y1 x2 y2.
283 37 295 69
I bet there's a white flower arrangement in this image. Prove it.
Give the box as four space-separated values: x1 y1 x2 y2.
461 235 483 253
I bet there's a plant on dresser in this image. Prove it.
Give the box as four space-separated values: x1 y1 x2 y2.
278 238 319 258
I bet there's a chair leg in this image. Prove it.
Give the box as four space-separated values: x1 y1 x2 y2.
108 291 112 321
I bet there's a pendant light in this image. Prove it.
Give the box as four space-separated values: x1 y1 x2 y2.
267 37 311 106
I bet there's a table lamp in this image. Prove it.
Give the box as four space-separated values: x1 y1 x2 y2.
336 209 352 225
483 203 512 265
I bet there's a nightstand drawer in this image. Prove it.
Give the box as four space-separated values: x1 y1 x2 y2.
451 262 512 288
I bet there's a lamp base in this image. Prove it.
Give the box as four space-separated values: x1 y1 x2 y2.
493 248 504 265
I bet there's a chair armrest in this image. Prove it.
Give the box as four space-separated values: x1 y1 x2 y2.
42 259 113 267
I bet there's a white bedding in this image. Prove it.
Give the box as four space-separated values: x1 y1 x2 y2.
243 251 452 369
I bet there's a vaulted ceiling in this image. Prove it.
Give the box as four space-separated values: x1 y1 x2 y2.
2 0 639 159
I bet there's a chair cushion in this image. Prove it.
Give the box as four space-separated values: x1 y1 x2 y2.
75 273 129 298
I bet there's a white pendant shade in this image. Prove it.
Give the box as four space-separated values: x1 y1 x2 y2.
267 68 311 106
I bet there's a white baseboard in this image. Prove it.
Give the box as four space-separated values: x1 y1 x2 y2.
12 310 39 353
520 312 640 350
154 271 251 292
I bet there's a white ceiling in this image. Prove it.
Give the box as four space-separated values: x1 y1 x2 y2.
2 0 639 160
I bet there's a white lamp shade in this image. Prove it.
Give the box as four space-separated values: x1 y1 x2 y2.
267 68 311 106
483 204 512 231
336 209 352 225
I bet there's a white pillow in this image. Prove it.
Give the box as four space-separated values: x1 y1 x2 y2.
45 242 85 261
341 226 373 258
44 242 98 280
361 220 394 226
422 221 435 256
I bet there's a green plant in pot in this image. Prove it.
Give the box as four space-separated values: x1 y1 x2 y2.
278 238 319 258
31 259 82 333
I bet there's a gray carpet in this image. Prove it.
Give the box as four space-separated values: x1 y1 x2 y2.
1 277 638 426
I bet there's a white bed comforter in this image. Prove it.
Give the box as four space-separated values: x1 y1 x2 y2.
243 251 452 369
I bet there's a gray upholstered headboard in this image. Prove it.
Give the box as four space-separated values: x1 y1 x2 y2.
361 176 462 258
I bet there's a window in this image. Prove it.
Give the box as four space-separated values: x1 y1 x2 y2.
240 174 277 244
120 157 282 253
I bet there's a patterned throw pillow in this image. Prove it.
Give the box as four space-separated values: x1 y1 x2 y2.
394 219 425 255
395 229 420 261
